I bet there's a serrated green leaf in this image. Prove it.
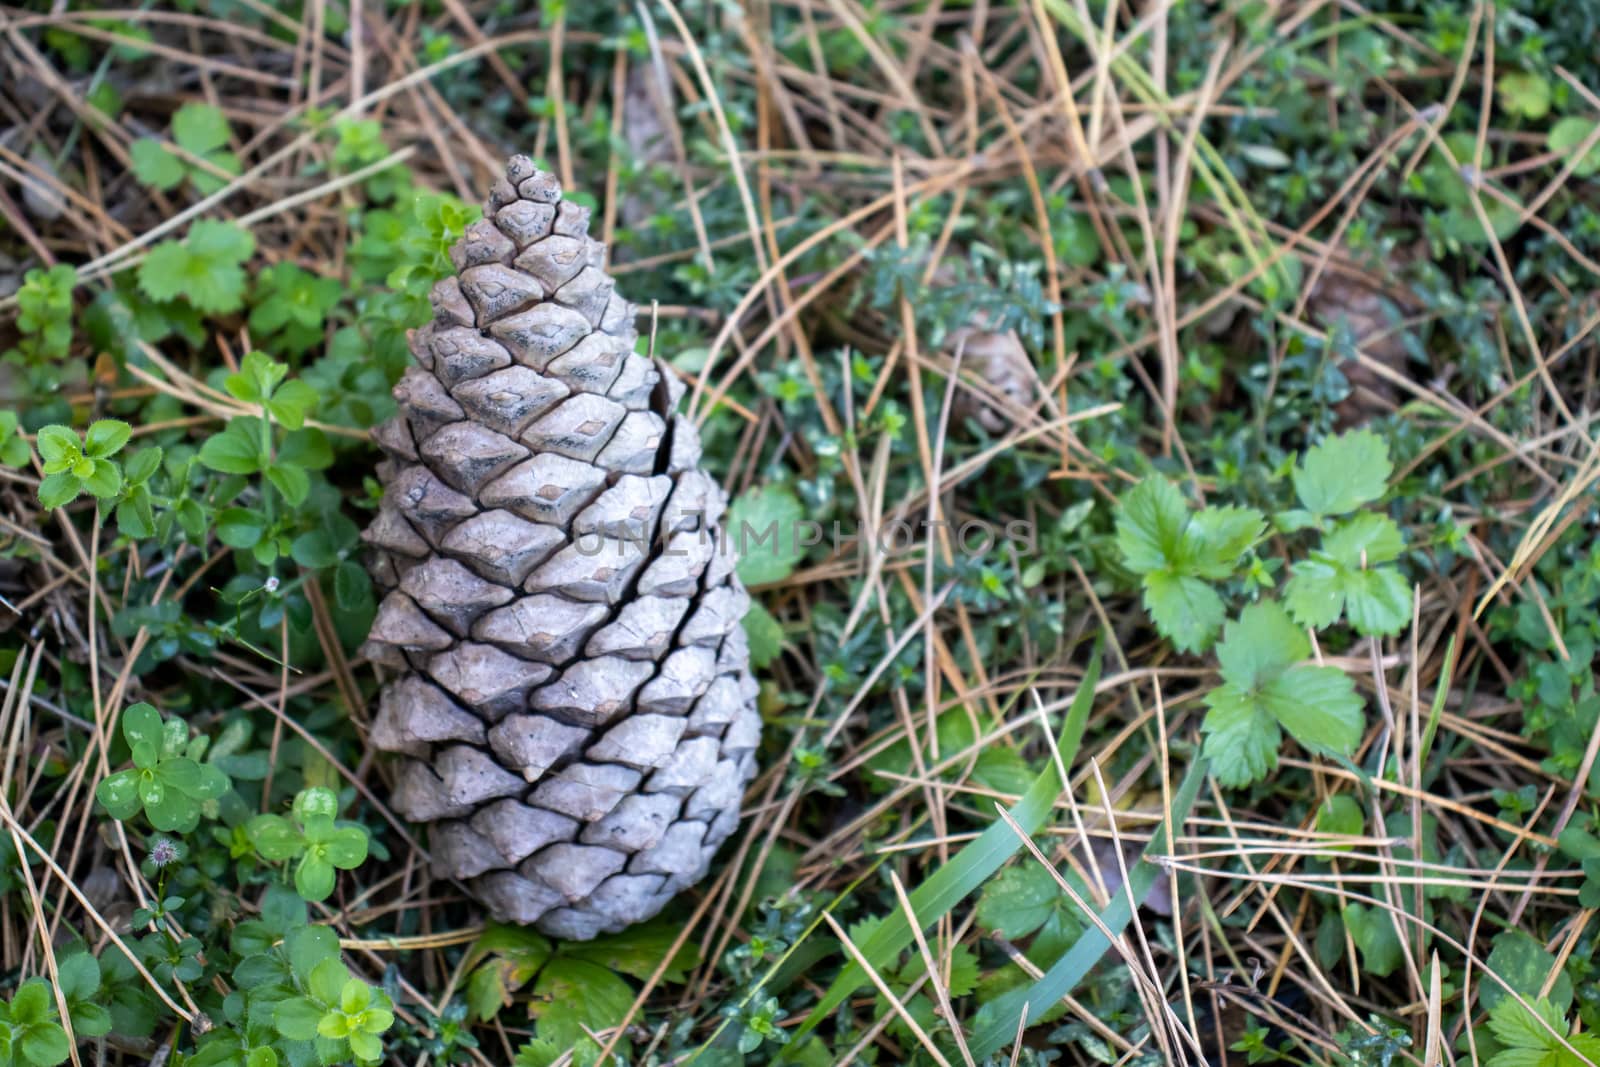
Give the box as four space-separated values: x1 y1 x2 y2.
1216 599 1307 687
1262 665 1364 757
566 917 700 983
1186 505 1266 578
130 138 186 189
530 958 634 1051
1114 477 1189 574
1321 512 1404 567
743 601 783 668
1200 686 1281 788
1341 567 1413 636
728 486 805 586
171 103 232 155
975 863 1060 939
1141 571 1225 654
1292 429 1392 517
188 218 255 263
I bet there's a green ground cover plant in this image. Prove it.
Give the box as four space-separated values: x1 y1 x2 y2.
2 0 1599 1064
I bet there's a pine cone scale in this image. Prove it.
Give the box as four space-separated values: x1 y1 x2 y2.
362 156 759 938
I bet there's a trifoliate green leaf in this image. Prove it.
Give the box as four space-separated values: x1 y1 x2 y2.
1285 512 1413 635
1142 572 1226 656
1115 478 1266 653
1202 601 1365 787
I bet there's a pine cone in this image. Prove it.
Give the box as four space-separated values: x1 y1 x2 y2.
359 156 760 940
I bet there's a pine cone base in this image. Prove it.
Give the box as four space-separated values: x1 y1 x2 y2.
361 156 759 939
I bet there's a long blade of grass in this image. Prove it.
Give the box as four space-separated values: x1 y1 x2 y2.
968 756 1208 1058
782 636 1105 1054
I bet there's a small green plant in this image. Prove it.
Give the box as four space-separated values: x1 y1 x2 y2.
273 957 395 1063
247 786 370 902
1113 429 1412 787
34 418 132 508
1114 476 1265 653
138 219 256 314
130 102 240 196
1281 431 1411 636
10 265 75 362
96 702 230 833
0 978 70 1067
249 263 342 356
198 350 333 559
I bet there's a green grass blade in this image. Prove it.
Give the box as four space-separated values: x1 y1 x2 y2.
968 757 1208 1058
782 637 1105 1054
